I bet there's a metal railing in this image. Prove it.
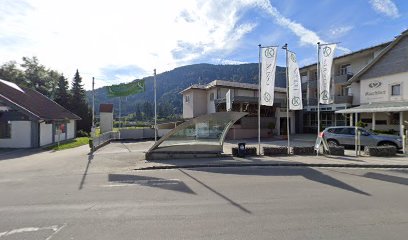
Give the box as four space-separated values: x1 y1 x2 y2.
91 131 120 150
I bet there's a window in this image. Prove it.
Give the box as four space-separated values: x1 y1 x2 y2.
375 120 387 125
339 64 351 75
210 92 215 101
391 84 401 96
184 95 190 103
0 121 11 138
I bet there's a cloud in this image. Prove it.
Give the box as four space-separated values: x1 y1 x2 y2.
329 26 354 37
369 0 400 18
213 59 250 65
0 0 257 89
252 0 351 53
0 0 352 90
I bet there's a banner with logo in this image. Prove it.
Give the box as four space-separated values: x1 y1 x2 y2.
319 44 336 104
287 51 303 110
226 89 232 111
261 46 278 106
106 79 145 98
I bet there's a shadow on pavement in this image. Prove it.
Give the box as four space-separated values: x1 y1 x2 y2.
0 148 43 161
363 172 408 186
178 169 251 214
78 152 94 190
108 173 196 194
190 167 371 196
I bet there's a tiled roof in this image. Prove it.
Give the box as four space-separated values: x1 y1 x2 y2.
0 79 81 120
99 103 114 113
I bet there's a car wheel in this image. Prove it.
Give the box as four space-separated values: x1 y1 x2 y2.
327 139 339 147
378 142 397 148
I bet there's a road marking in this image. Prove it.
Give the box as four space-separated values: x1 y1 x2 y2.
0 224 64 238
45 223 66 240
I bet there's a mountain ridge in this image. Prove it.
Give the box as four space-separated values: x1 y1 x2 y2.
87 63 286 117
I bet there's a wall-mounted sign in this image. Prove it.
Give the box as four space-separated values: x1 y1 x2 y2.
361 79 387 103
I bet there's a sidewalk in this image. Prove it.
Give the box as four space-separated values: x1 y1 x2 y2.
136 153 408 170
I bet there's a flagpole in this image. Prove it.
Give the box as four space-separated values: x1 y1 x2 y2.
283 43 290 154
92 77 95 136
154 69 157 142
317 42 321 139
258 44 261 155
119 97 121 128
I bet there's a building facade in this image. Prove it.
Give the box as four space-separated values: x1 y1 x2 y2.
0 79 80 148
337 29 408 139
299 41 389 133
181 80 296 138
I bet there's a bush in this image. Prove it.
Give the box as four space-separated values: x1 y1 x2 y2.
231 147 258 157
263 146 288 155
324 146 345 156
372 129 398 135
292 146 315 155
77 130 90 137
364 146 397 157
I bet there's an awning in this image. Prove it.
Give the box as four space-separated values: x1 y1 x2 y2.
335 101 408 114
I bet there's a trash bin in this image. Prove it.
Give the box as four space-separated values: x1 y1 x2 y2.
238 142 246 157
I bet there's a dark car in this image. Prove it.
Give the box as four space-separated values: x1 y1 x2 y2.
321 126 403 149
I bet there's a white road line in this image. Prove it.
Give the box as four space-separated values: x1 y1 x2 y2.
45 223 66 240
0 224 62 238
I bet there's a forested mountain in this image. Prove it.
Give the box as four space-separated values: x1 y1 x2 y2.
87 63 286 120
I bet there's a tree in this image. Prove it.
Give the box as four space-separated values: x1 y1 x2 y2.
69 70 92 132
54 74 70 108
21 56 52 96
0 61 26 86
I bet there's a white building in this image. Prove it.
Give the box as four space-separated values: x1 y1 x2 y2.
337 29 408 137
180 80 295 138
99 103 114 133
0 79 80 148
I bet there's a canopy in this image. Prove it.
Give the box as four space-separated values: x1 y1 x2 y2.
336 101 408 114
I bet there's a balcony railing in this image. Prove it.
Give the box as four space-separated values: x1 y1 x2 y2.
334 73 353 84
334 95 353 104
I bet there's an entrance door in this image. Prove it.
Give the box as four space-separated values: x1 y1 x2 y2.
280 117 291 135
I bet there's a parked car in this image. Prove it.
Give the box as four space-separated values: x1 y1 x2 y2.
321 126 403 149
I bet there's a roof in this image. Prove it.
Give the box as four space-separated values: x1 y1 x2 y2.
180 80 286 94
346 30 408 84
300 41 391 70
335 101 408 114
0 79 81 121
99 103 114 113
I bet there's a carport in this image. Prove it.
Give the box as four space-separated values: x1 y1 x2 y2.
336 101 408 153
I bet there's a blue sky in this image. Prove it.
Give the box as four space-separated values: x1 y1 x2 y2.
0 0 407 89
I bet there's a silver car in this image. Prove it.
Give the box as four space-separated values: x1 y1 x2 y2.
322 126 403 149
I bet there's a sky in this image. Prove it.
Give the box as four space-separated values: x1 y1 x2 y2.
0 0 407 90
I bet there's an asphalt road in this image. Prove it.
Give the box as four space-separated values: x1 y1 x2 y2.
1 145 408 239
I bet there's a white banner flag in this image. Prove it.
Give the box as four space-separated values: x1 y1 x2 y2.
226 89 232 111
319 44 336 104
261 46 277 106
287 51 303 110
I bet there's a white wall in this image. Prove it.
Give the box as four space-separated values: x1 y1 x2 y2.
350 82 361 105
360 72 408 104
40 122 53 146
0 121 31 148
207 89 217 114
100 112 113 133
67 120 75 139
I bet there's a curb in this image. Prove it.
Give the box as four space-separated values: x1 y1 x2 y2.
135 163 408 170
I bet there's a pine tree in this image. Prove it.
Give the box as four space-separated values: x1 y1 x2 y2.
69 70 92 133
54 74 70 108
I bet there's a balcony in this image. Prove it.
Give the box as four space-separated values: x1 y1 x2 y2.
334 95 353 104
334 73 353 84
